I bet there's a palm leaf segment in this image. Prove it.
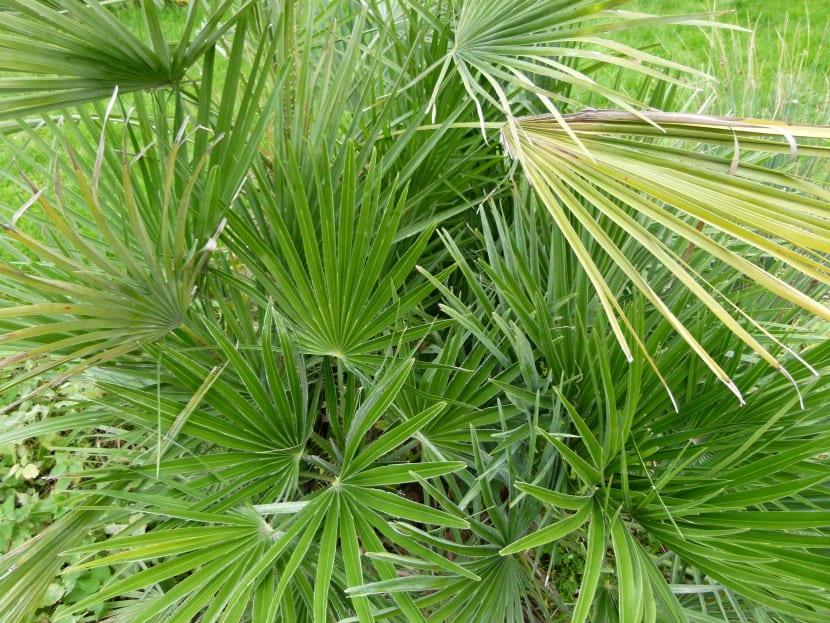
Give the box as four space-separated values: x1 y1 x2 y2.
0 0 277 408
47 354 468 623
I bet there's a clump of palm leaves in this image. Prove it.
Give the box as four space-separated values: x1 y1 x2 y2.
0 1 829 622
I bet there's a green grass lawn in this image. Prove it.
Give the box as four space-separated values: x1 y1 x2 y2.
625 0 830 121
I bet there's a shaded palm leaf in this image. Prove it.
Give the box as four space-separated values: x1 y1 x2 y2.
0 102 222 411
0 0 250 120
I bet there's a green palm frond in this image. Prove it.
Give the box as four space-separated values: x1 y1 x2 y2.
51 356 468 622
439 197 828 621
0 505 104 622
227 142 442 367
497 313 830 622
0 0 278 408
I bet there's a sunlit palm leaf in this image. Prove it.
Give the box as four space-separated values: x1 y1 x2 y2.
423 0 739 125
502 111 830 401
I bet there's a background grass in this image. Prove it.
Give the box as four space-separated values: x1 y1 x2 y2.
626 0 830 123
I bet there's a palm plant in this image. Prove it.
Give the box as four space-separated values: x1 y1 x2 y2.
1 1 828 622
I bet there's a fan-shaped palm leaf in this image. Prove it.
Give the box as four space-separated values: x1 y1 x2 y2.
502 111 830 401
0 0 250 120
